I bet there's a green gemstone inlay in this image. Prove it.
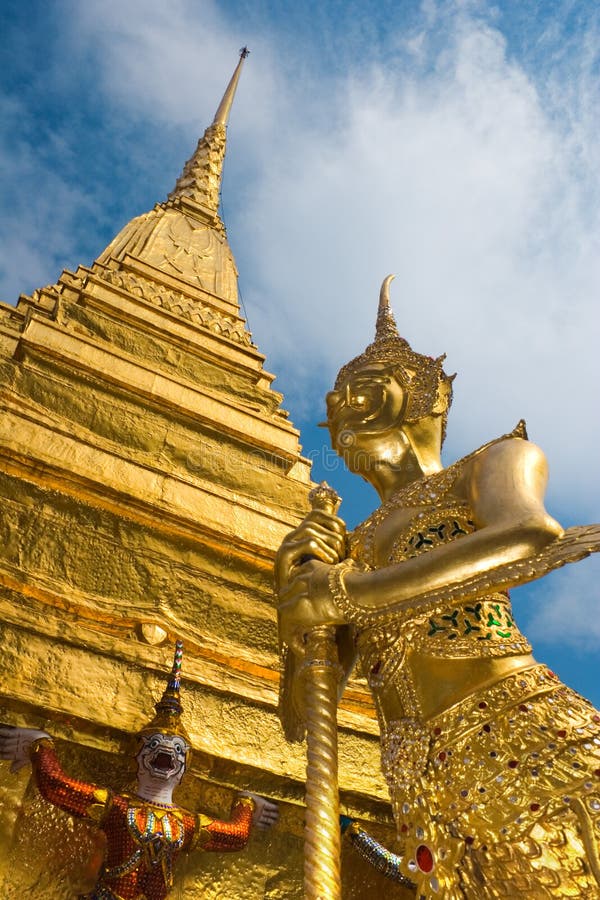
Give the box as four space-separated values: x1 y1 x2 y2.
427 599 519 645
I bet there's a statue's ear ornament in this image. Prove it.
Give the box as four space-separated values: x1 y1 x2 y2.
333 275 455 443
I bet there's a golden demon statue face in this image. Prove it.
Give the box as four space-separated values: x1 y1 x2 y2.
326 361 409 473
325 277 455 472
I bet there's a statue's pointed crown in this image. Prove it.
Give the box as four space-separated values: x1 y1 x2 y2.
138 640 191 744
334 276 455 440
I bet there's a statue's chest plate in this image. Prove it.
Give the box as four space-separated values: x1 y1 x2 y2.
348 463 470 569
127 806 185 851
347 463 531 698
385 502 476 565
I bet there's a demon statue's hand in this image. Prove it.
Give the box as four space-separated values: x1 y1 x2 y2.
0 724 51 773
238 791 279 830
275 509 346 596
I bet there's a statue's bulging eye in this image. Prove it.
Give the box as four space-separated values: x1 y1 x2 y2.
348 384 383 412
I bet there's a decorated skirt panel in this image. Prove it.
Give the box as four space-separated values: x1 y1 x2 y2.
380 665 600 897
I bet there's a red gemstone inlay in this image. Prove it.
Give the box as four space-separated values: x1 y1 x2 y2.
483 724 491 733
371 660 382 675
433 727 442 736
557 729 567 738
438 751 447 762
400 823 409 833
465 835 474 845
508 760 519 768
519 704 528 712
530 803 540 811
593 715 600 724
478 701 487 709
595 769 600 778
416 844 434 873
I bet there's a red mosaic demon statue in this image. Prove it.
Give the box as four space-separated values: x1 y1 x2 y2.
0 641 278 900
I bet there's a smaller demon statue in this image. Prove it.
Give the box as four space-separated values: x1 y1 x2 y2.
0 641 278 900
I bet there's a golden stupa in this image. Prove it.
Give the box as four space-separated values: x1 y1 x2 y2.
0 51 402 898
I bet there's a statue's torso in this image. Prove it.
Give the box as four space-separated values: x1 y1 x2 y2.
85 796 193 900
348 435 533 725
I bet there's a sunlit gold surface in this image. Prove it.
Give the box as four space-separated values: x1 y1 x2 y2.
277 277 600 897
302 626 342 899
301 485 343 900
0 61 405 898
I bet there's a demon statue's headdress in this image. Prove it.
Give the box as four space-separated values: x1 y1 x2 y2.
334 275 455 442
137 640 191 746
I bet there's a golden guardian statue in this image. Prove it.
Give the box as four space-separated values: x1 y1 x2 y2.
277 276 600 898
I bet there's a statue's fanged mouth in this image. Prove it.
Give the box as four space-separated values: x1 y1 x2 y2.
152 750 175 772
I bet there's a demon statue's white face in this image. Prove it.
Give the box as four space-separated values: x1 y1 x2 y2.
136 732 189 790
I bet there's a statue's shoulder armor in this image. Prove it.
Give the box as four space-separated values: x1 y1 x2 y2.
349 421 528 568
458 418 529 472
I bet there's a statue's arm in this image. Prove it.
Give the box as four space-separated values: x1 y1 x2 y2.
192 793 278 852
344 438 563 610
0 725 110 821
278 439 577 644
341 816 414 887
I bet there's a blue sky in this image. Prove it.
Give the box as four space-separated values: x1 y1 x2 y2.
1 0 599 702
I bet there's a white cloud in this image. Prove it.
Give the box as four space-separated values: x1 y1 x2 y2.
69 0 279 144
523 553 600 650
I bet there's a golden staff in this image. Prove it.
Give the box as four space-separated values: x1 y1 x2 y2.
299 482 343 900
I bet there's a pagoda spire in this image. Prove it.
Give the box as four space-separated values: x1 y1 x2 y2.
168 48 249 214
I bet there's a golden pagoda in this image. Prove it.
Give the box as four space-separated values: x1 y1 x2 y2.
0 51 403 898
